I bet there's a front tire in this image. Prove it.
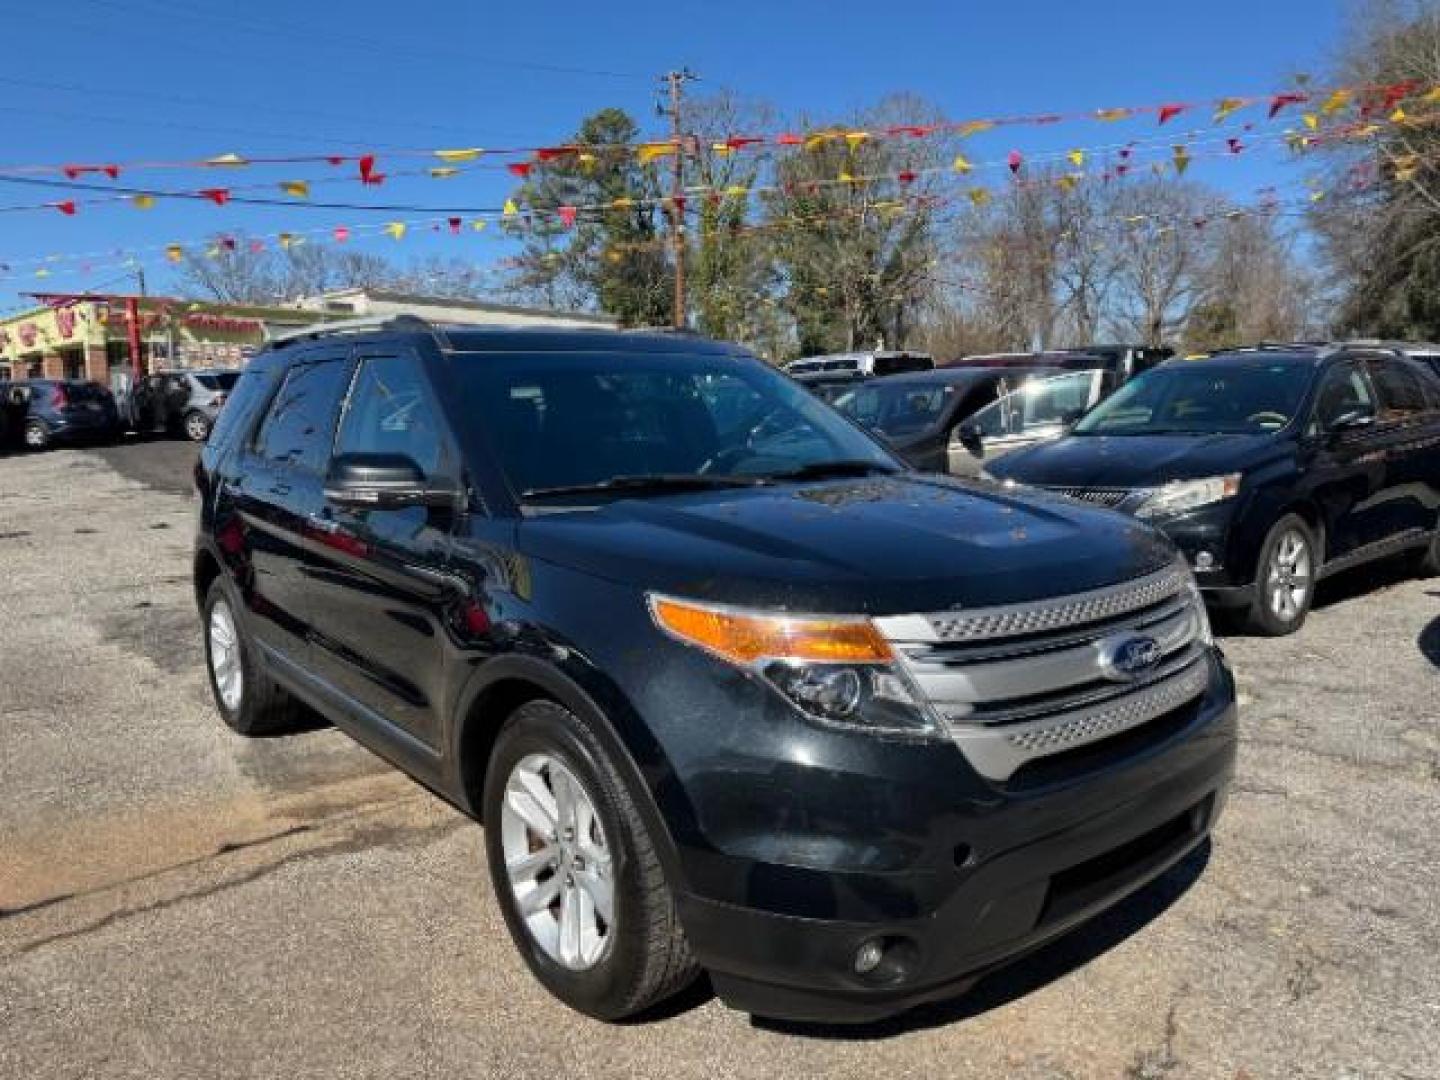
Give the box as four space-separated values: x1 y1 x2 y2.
483 700 697 1020
183 410 212 442
23 418 48 450
202 578 305 735
1246 514 1318 636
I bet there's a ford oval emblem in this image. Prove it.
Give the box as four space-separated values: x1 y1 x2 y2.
1100 634 1162 681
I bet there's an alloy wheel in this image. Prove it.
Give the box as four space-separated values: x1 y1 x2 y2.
1266 528 1312 623
186 413 210 441
500 752 614 971
23 421 45 448
208 600 244 711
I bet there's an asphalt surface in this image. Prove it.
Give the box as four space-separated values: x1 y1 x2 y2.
1 438 1437 1079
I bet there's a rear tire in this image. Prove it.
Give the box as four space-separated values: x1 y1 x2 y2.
1246 514 1318 636
183 410 212 442
202 578 305 736
482 700 698 1020
22 418 48 450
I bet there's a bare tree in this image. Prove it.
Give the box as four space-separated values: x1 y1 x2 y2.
176 235 401 304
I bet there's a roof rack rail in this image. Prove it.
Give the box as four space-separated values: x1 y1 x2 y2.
265 313 452 350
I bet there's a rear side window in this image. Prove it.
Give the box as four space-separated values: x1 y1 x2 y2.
208 368 274 452
1368 359 1430 417
333 354 446 477
253 357 351 473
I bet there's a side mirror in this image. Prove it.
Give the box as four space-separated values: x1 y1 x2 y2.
1059 407 1085 428
324 453 458 511
955 422 984 457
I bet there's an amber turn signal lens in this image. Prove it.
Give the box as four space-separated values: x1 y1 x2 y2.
649 596 893 666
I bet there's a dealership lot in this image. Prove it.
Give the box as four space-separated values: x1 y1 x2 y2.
1 441 1437 1079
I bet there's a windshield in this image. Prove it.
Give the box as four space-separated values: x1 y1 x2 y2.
834 381 953 437
967 370 1097 438
194 372 240 391
449 350 898 501
1074 363 1310 436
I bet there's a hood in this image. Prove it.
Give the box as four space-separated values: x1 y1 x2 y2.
515 474 1176 614
988 432 1286 488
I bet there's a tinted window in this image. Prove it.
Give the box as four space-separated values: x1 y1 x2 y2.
334 355 444 477
968 371 1096 438
835 382 953 437
1075 362 1311 435
1368 359 1430 416
208 368 275 452
1310 364 1375 432
195 372 240 391
450 351 895 500
253 357 350 472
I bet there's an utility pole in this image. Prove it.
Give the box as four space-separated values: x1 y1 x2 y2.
660 68 697 330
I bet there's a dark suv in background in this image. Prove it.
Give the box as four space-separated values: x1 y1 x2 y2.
193 316 1236 1023
6 379 119 450
986 346 1440 634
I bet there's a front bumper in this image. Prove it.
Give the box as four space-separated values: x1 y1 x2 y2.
674 656 1237 1023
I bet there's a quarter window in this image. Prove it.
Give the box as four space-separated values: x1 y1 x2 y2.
253 357 351 472
1310 365 1374 433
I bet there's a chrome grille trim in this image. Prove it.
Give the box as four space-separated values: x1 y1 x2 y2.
947 661 1208 782
874 564 1189 645
1046 487 1135 509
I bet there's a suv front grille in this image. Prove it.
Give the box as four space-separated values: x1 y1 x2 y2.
874 564 1208 782
1047 487 1134 509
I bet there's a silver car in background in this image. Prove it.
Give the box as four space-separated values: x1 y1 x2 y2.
949 368 1108 475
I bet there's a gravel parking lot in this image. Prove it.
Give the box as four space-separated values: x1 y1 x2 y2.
1 440 1437 1079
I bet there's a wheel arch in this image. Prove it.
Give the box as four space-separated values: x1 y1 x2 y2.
193 546 223 613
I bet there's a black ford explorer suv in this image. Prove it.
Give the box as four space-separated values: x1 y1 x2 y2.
984 346 1440 636
193 316 1236 1023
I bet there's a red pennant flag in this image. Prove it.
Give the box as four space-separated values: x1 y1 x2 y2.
220 236 237 251
1382 81 1419 112
1268 93 1307 119
103 164 120 179
1158 104 1187 125
327 156 345 166
1119 146 1134 160
726 135 766 149
53 201 77 215
507 161 533 178
1227 137 1245 154
62 165 83 179
557 205 577 227
200 188 230 205
897 170 917 186
249 240 265 253
671 195 687 213
535 146 572 161
361 173 386 186
884 125 933 138
448 217 462 234
776 133 803 146
1116 164 1130 177
358 154 377 182
333 226 350 243
1007 150 1023 174
1034 115 1062 125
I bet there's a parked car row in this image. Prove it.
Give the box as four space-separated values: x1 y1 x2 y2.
0 367 239 451
820 341 1440 637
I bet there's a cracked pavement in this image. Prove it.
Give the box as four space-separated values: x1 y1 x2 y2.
1 440 1438 1079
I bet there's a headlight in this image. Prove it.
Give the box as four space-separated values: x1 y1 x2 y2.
648 595 940 737
1135 474 1241 519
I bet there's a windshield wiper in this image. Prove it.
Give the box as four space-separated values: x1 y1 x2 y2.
759 460 902 482
520 473 771 501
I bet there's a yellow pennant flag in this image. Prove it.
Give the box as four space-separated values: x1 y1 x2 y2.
1422 87 1440 104
428 167 459 179
952 154 973 174
1095 108 1130 122
1067 149 1085 167
166 244 183 262
1056 174 1079 192
577 152 597 169
1395 154 1421 182
1391 107 1408 124
838 170 857 184
1213 97 1246 122
844 131 870 147
711 141 734 155
205 152 248 167
611 196 635 210
968 187 990 207
637 142 676 164
1302 113 1319 131
471 219 488 232
1173 145 1192 175
1321 89 1352 115
724 185 749 198
132 194 156 210
384 221 407 240
503 199 520 217
279 180 310 198
1310 190 1326 203
956 120 994 138
434 148 483 162
35 267 51 278
278 232 300 249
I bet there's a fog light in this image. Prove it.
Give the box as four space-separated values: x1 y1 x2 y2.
1194 551 1216 572
853 940 885 974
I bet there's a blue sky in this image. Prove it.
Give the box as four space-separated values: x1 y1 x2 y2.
1 0 1348 310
